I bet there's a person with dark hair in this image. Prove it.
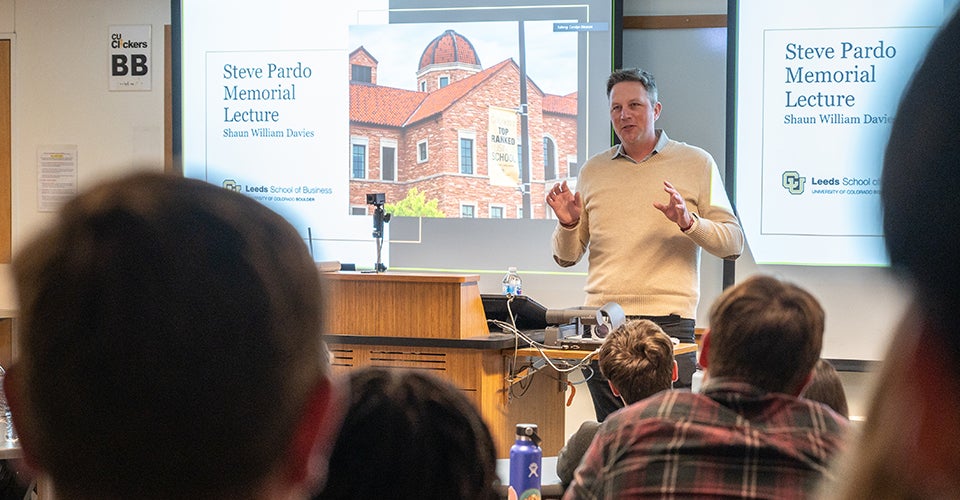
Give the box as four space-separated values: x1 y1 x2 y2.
3 172 341 500
802 359 849 419
546 68 743 419
825 8 960 499
556 319 676 488
565 275 848 499
313 367 498 500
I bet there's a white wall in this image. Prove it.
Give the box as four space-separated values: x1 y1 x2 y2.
0 0 170 308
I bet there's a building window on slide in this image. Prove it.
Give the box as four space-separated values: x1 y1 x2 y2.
417 139 428 163
351 141 367 179
459 136 475 175
351 64 372 83
381 141 397 181
543 136 556 180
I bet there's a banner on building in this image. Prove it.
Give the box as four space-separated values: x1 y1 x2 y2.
487 106 520 187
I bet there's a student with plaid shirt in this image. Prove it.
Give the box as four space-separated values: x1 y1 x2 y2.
565 275 848 499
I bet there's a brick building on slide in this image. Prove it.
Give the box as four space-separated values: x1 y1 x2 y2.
348 29 578 219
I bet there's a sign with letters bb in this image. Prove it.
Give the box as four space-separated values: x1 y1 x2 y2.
109 25 151 91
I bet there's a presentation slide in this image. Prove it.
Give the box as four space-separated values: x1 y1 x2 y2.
174 0 617 267
732 0 948 266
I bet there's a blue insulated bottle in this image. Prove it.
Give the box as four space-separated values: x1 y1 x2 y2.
509 423 542 499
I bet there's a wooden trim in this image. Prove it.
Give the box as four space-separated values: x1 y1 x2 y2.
623 15 727 30
0 40 11 263
0 320 10 367
164 24 175 174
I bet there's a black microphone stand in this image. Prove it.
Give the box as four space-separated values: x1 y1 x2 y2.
371 202 390 273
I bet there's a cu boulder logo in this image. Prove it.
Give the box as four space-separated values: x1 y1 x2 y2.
782 171 806 195
222 179 243 192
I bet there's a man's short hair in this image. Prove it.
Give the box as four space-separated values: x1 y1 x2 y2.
606 68 658 104
11 172 327 499
706 275 824 394
598 319 674 404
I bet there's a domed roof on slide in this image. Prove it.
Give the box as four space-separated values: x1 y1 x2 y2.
418 29 482 70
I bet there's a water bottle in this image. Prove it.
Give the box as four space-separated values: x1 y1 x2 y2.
0 365 13 441
501 266 523 296
691 368 705 393
509 423 542 500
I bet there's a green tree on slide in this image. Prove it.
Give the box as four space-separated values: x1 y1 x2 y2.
386 188 446 218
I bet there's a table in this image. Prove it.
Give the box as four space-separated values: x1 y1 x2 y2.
513 342 698 360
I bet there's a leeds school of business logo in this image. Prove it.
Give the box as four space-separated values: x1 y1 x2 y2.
222 179 243 192
782 171 806 194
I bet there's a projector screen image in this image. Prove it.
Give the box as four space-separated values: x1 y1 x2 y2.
173 0 618 266
729 0 951 266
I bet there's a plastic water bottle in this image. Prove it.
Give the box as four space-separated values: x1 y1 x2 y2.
501 267 523 296
0 365 13 441
691 368 705 393
509 423 542 499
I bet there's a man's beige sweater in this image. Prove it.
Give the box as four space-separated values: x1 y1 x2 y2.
552 136 743 318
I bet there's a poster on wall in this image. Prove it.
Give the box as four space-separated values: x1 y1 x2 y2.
108 24 151 91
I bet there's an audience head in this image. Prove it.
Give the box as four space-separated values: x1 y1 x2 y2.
606 68 658 103
598 319 676 404
5 172 338 500
314 367 498 500
801 359 849 419
703 274 824 395
881 8 960 365
828 9 960 499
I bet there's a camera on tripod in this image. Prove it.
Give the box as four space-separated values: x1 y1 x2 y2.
366 193 386 206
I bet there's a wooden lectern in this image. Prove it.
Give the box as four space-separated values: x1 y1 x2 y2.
321 271 565 458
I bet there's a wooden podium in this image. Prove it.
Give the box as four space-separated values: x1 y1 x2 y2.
320 271 565 458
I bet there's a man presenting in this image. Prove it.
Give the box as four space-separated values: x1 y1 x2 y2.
547 68 743 418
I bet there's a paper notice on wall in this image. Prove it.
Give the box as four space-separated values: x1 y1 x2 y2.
38 145 78 212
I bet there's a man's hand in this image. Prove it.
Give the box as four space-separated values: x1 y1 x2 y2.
546 180 582 227
653 180 694 231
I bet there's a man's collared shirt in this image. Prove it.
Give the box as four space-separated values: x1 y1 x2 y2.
611 129 669 163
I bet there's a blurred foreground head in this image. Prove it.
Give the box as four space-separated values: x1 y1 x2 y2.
882 8 960 363
829 9 960 499
7 172 338 500
314 367 498 500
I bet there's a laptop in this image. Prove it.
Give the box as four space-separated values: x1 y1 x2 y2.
481 294 549 331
